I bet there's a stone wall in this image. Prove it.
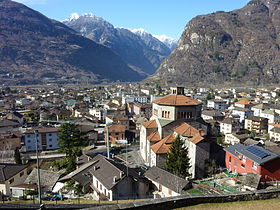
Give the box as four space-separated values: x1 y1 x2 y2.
91 188 280 210
1 188 280 209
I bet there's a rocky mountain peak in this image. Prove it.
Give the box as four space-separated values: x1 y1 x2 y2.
149 0 280 86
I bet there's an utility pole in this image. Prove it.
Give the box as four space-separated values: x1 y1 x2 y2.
126 139 128 176
106 124 110 159
34 130 42 205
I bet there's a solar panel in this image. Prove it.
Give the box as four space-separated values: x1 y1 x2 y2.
246 146 269 159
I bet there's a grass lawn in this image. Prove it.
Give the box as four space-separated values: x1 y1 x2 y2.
184 188 203 195
177 198 280 210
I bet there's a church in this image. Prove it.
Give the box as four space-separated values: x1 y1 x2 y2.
139 87 210 178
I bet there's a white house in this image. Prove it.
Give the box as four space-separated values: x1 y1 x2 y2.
220 118 241 134
207 99 228 111
0 164 28 195
144 166 191 198
88 155 149 201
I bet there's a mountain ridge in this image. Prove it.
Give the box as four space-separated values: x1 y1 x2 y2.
150 0 280 86
0 0 143 85
63 13 177 75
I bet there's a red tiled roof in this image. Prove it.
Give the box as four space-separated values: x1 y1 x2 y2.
151 134 176 154
142 120 158 128
153 95 202 106
269 123 280 128
147 131 161 142
174 123 206 144
235 99 257 105
174 123 198 136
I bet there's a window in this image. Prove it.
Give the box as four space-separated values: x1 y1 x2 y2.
96 180 98 187
104 189 107 195
49 145 52 148
252 162 257 169
241 164 245 168
27 140 31 143
48 133 52 136
162 111 164 118
20 172 24 177
27 134 31 138
116 133 119 135
159 184 162 192
108 192 110 198
9 178 14 184
229 156 231 163
100 184 102 190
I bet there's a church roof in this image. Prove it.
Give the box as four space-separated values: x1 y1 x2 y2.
153 95 202 106
151 134 176 154
142 120 158 129
147 131 161 142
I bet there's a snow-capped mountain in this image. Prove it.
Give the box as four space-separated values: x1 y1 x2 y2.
153 34 178 51
128 28 172 54
63 13 174 75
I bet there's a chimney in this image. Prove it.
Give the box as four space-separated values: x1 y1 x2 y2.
113 176 118 183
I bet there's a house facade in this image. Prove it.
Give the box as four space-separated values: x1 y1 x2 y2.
144 166 191 198
207 99 228 111
0 164 28 195
244 116 268 134
224 144 280 181
23 127 59 152
89 155 149 201
220 118 241 134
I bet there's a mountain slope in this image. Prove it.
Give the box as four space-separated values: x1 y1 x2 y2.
63 14 173 75
0 0 143 85
150 0 280 86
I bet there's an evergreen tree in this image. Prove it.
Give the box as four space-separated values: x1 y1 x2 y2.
58 123 87 157
164 136 191 178
14 147 22 164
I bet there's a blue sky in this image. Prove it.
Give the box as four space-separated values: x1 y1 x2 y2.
15 0 250 39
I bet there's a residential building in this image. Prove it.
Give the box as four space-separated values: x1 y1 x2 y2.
269 126 280 142
244 116 268 134
231 107 254 123
24 169 61 193
59 161 96 193
23 127 59 152
0 133 21 151
88 154 150 201
224 133 249 145
252 103 280 123
207 99 228 111
201 110 225 121
234 99 257 109
224 144 280 181
0 163 28 195
104 124 126 144
220 118 241 134
144 166 191 198
89 107 104 121
0 119 20 134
